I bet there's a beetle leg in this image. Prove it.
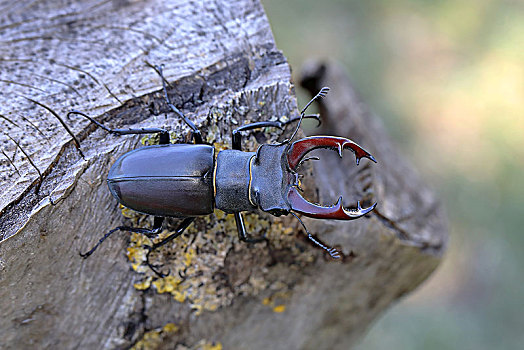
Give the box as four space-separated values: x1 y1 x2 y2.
79 216 164 258
158 130 170 145
291 212 340 259
232 121 285 150
234 212 266 243
146 217 194 278
232 112 322 151
286 136 377 220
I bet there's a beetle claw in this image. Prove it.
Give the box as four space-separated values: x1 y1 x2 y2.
287 187 376 220
349 200 377 217
286 135 376 171
286 135 377 220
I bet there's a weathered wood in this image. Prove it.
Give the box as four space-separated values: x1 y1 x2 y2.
0 1 447 349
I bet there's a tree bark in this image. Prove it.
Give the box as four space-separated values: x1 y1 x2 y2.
0 1 447 349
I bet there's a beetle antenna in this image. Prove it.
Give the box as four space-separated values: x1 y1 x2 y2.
280 113 322 128
68 110 112 132
282 87 330 145
68 110 167 136
290 212 340 259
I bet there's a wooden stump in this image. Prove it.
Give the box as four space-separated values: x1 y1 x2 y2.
0 1 447 349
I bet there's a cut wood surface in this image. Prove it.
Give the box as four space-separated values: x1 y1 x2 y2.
0 1 447 349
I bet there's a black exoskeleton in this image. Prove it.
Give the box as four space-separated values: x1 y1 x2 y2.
72 65 377 277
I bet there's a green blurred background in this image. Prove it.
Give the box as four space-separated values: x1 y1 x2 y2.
262 0 524 349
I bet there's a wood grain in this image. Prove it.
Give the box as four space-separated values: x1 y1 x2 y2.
0 1 446 349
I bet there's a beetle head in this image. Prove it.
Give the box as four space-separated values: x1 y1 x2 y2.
250 136 377 219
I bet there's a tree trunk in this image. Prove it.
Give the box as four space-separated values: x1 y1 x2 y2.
0 1 447 349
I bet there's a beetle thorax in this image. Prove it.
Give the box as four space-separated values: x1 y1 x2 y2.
214 143 292 215
214 149 256 213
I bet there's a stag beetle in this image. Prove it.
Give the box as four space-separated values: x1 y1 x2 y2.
71 65 377 277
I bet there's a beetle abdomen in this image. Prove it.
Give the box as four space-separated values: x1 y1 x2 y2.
107 144 215 217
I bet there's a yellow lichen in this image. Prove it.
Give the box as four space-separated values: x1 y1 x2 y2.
140 132 177 146
213 209 226 220
184 248 196 267
203 302 218 312
201 342 222 350
153 275 182 294
173 290 187 303
212 142 228 152
130 322 180 350
162 323 179 333
262 289 291 313
126 232 152 272
134 276 152 290
131 330 161 350
273 305 286 313
121 205 138 219
283 227 294 235
190 340 223 350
